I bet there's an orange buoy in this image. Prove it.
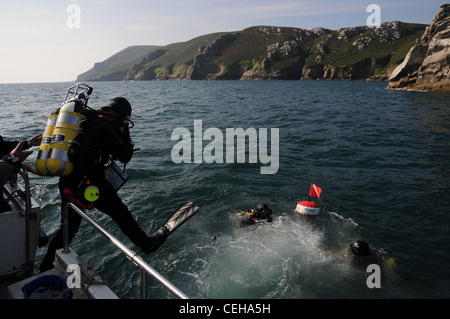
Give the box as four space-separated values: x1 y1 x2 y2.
295 200 320 216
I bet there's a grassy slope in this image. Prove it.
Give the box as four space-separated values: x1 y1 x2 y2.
76 45 162 81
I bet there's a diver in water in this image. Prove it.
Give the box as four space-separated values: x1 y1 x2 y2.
346 240 397 280
238 203 273 228
40 97 200 272
332 240 395 267
331 240 397 285
211 203 273 245
349 240 392 260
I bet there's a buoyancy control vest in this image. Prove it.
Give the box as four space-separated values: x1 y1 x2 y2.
36 83 93 177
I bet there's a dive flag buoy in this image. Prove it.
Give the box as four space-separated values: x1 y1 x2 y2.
295 183 322 216
295 201 320 216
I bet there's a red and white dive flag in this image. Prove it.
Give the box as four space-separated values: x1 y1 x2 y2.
309 184 322 199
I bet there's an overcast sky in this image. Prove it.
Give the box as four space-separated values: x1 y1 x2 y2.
0 0 444 83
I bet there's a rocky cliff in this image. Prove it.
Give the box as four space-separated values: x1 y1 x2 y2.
388 4 450 91
77 22 427 82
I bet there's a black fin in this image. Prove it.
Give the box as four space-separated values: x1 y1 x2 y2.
143 201 200 254
164 201 201 233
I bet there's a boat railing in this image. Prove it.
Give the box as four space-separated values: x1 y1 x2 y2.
20 171 32 275
61 202 189 299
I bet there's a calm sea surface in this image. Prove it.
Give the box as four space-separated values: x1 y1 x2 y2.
1 80 449 299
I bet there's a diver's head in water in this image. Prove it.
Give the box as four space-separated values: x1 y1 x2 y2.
350 240 370 256
254 203 272 219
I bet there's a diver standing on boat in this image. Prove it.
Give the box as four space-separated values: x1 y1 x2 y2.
40 97 199 272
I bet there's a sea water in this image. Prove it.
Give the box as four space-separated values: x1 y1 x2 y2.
0 80 449 299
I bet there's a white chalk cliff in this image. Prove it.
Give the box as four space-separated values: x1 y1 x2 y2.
388 4 450 91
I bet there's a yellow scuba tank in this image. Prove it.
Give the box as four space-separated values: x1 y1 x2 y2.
36 83 93 177
45 99 86 176
36 108 60 176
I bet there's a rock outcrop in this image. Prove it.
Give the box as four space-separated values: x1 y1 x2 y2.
186 33 240 80
124 49 166 81
388 4 450 91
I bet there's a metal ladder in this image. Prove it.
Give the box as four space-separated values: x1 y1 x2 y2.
61 202 189 299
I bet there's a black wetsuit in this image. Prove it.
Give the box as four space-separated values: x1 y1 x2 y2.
40 110 149 272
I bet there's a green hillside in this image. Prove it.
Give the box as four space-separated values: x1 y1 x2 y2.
77 23 426 81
